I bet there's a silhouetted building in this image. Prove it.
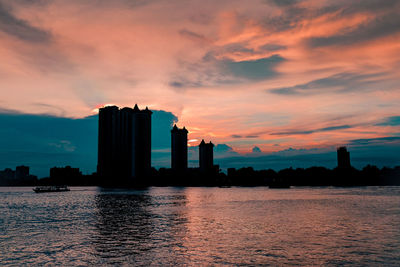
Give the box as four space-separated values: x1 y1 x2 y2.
15 166 29 180
0 166 37 186
199 139 214 171
97 104 152 179
337 146 351 169
98 105 120 177
171 125 188 170
119 107 134 177
0 168 15 180
131 104 152 178
50 166 82 179
227 168 236 177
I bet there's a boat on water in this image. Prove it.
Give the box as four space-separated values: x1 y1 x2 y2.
33 185 70 193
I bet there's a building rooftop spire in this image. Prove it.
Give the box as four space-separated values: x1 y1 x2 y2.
143 105 153 114
171 124 189 133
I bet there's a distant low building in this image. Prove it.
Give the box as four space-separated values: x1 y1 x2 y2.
0 168 16 181
337 146 351 169
0 166 37 185
15 166 30 180
50 166 82 180
227 168 236 177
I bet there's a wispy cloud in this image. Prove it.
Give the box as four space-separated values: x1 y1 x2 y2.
169 53 285 89
269 72 387 95
306 13 400 47
349 136 400 146
0 1 51 43
179 29 209 44
231 134 259 139
376 116 400 126
271 125 353 136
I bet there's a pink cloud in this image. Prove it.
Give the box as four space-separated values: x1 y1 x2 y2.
0 0 399 152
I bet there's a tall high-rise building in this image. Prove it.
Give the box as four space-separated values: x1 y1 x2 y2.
97 105 119 177
171 125 188 170
119 107 134 177
199 139 214 171
337 146 351 169
131 104 152 178
97 104 152 179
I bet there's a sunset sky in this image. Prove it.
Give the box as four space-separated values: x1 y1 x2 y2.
1 0 400 176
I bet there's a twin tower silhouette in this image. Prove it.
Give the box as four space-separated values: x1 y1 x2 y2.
97 105 214 179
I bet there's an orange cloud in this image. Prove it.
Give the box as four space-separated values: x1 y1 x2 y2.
0 0 399 153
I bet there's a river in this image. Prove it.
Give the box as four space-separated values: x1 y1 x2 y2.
1 186 399 266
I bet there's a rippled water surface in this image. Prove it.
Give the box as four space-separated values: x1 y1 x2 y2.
1 186 400 266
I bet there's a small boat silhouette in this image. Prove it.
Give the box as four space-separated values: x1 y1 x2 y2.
33 185 70 193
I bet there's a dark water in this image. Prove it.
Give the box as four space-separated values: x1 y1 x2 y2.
1 186 400 266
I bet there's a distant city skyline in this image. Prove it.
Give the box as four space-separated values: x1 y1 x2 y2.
0 107 399 177
0 104 400 177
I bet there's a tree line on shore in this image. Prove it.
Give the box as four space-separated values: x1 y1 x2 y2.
29 165 400 187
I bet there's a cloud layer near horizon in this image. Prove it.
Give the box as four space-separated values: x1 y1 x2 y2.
0 0 400 159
